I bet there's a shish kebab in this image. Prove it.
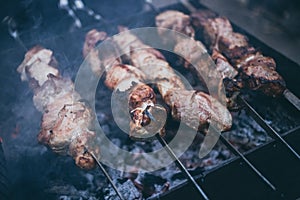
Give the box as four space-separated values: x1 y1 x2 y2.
83 29 210 199
112 26 277 192
17 46 99 169
191 9 286 97
83 29 165 139
113 26 232 132
156 9 300 111
156 10 240 110
155 9 300 161
190 9 300 159
17 46 125 200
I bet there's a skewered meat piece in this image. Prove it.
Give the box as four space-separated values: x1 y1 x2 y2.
191 9 286 97
155 10 195 40
17 46 59 88
33 75 78 112
155 11 240 109
211 49 242 108
17 46 99 169
83 29 165 138
113 27 232 132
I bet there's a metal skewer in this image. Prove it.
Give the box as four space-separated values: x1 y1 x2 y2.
142 107 209 199
210 126 277 191
155 133 210 200
283 89 300 111
239 96 300 160
90 151 125 200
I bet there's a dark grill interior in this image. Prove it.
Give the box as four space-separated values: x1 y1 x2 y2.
0 0 299 200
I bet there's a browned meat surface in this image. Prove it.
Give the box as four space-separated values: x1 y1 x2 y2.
83 29 164 138
155 10 195 39
211 49 242 109
191 9 286 97
104 64 145 90
17 46 59 87
17 46 99 169
211 49 238 79
156 11 240 109
32 75 77 112
113 28 232 132
164 89 232 131
83 29 107 58
238 53 285 96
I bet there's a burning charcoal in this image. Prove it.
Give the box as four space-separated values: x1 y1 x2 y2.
103 179 140 200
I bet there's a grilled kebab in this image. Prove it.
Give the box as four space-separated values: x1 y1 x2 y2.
83 29 165 138
17 46 99 169
113 26 232 132
156 10 240 109
191 9 286 97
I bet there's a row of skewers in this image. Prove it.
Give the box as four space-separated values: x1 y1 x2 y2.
16 6 300 199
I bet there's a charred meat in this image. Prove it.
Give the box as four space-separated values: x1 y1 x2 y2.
191 9 286 97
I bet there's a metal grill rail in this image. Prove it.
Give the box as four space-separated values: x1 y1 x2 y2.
239 96 300 160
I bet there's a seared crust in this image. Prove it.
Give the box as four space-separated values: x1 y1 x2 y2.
164 90 232 131
191 9 286 96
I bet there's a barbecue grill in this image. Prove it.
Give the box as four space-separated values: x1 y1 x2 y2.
0 0 299 200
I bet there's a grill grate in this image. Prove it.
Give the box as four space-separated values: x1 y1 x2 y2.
239 96 300 160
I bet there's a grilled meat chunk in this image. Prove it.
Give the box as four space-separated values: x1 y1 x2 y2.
17 46 59 87
164 89 232 131
156 10 195 39
238 53 285 96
